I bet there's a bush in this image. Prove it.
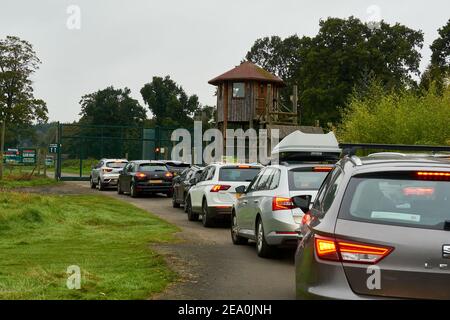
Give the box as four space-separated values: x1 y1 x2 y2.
337 83 450 145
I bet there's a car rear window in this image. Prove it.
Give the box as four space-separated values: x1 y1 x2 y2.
219 167 261 182
106 162 127 168
340 171 450 230
288 168 331 191
139 164 168 172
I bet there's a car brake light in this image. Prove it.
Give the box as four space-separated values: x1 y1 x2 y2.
313 166 333 172
403 187 435 196
417 171 450 181
165 172 173 178
237 165 250 169
301 212 312 226
135 172 147 179
210 185 231 192
102 168 113 173
272 197 295 211
314 235 393 264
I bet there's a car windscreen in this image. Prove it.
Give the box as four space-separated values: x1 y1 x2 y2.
139 164 168 172
219 167 261 182
288 168 331 190
339 171 450 230
106 162 127 168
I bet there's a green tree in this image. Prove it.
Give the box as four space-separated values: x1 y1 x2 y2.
246 17 424 126
338 81 450 146
0 36 48 179
140 76 200 127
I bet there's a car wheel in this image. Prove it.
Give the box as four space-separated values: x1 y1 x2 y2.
202 199 214 228
231 211 248 245
172 192 180 208
98 179 105 191
256 218 274 258
130 183 139 198
90 177 96 189
186 197 198 221
117 181 123 195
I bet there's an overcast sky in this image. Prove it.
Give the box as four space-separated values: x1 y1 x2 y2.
1 0 449 122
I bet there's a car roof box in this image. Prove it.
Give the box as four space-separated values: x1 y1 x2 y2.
271 131 342 163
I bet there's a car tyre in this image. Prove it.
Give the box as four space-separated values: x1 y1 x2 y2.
202 199 214 228
186 197 198 221
172 192 180 208
231 211 248 245
117 181 124 195
130 183 139 198
97 179 105 191
90 176 96 189
256 218 274 258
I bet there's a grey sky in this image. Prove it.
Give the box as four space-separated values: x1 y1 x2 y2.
1 0 449 122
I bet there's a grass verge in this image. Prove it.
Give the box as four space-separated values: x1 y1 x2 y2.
0 192 179 299
0 174 58 189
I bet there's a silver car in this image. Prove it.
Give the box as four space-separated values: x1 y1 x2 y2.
231 164 333 257
90 158 128 190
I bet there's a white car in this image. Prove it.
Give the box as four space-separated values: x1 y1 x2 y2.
90 158 128 190
185 163 263 227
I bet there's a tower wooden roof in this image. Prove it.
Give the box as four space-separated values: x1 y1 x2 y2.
208 61 284 86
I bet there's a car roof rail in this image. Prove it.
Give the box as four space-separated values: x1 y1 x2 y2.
346 155 363 166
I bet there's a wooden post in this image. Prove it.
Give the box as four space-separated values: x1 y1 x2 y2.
223 82 229 147
292 85 299 125
267 84 272 125
0 120 5 180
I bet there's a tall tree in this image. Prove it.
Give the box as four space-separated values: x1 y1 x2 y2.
246 17 424 126
0 36 48 179
79 86 147 126
140 76 200 127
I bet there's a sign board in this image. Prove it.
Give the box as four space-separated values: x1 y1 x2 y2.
45 156 54 166
3 149 21 165
48 144 59 154
20 148 37 165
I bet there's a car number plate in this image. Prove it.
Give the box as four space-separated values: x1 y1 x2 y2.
149 180 163 184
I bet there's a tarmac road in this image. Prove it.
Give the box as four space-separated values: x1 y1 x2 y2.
35 181 296 300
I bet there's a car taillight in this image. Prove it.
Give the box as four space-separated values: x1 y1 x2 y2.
314 235 393 264
301 212 312 226
272 197 295 211
102 168 113 173
210 185 231 192
165 172 173 178
135 172 147 179
313 166 333 172
417 171 450 181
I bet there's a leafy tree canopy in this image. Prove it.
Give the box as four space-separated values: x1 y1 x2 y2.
140 76 200 127
0 36 48 124
79 86 147 126
246 17 424 126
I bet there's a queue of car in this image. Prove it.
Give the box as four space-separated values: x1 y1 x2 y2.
89 131 450 300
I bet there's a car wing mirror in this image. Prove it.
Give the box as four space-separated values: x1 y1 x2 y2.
235 185 247 194
292 195 312 213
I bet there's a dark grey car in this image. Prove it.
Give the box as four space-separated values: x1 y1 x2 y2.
295 155 450 299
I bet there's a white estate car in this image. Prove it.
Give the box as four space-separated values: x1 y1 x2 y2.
185 163 263 227
90 158 128 190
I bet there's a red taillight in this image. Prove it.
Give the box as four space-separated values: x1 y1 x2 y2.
403 187 435 196
165 172 173 178
301 212 312 226
102 168 113 173
313 166 333 172
135 172 147 179
417 171 450 181
210 185 231 192
314 235 393 264
272 197 295 211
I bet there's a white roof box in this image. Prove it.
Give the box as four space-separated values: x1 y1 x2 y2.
271 131 342 163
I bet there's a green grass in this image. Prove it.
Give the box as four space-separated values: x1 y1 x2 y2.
0 192 180 299
0 173 58 189
60 158 98 175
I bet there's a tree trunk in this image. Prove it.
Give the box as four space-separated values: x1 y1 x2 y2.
0 120 5 180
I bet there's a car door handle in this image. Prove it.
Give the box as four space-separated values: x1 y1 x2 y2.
241 201 248 205
253 200 259 203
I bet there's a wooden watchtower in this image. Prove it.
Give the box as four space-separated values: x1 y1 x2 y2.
208 61 301 133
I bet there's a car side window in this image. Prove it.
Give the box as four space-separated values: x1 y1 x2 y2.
321 168 344 213
247 169 265 192
312 169 335 211
255 168 273 191
268 169 281 190
199 167 210 182
206 167 216 181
